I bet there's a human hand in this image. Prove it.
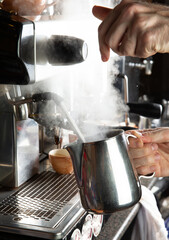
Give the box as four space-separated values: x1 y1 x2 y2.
92 0 169 61
127 128 169 177
0 0 57 17
0 0 46 16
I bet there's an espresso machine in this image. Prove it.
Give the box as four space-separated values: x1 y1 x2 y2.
0 5 89 187
0 6 105 240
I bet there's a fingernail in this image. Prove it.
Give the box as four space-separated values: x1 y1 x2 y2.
101 55 108 62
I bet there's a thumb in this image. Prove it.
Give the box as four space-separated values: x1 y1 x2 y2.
141 128 169 143
92 5 112 21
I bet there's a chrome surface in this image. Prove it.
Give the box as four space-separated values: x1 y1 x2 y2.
118 74 130 126
6 86 29 121
65 129 141 214
128 59 153 75
0 114 39 188
0 171 85 239
12 100 29 121
0 10 36 85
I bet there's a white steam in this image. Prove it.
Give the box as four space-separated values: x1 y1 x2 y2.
20 0 128 142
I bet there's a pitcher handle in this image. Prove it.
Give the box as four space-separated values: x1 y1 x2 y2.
125 132 155 179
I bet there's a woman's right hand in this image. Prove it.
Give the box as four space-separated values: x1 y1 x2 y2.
127 128 169 177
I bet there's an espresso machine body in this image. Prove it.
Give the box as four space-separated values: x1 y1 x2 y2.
0 97 39 188
0 8 88 187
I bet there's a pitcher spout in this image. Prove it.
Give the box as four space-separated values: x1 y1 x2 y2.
64 141 83 187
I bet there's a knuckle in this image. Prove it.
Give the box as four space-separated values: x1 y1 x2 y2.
144 144 154 155
136 31 154 58
133 15 145 30
142 31 153 47
123 2 140 18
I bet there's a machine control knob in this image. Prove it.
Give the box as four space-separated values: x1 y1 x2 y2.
82 214 93 240
92 214 103 237
71 229 82 240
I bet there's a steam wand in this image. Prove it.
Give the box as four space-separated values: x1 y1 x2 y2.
117 74 130 126
8 92 86 143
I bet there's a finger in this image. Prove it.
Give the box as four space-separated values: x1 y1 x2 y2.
98 2 131 57
139 128 159 133
118 31 137 56
97 6 121 61
126 130 142 138
136 165 158 176
141 127 169 143
126 130 143 148
128 137 144 148
92 6 115 61
95 2 131 61
133 151 160 168
129 143 158 157
104 17 131 56
92 5 112 21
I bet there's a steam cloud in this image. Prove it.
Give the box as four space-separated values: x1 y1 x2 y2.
20 0 128 143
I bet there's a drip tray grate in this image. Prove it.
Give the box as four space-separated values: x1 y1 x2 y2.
0 171 79 223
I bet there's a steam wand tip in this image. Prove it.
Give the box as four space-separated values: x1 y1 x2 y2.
32 92 63 104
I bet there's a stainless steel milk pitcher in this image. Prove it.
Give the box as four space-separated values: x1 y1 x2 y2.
64 129 142 214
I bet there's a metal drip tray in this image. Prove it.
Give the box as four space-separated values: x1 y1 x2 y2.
0 171 85 239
